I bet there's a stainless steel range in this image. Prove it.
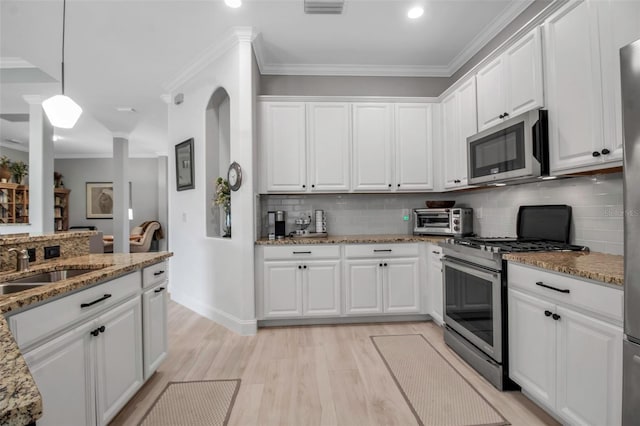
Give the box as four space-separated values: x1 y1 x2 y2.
440 205 588 390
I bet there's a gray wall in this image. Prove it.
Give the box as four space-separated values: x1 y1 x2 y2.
54 158 164 237
261 173 624 255
260 75 449 97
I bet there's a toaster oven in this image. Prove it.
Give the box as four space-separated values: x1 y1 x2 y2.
413 208 473 236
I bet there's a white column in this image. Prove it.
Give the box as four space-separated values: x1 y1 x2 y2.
157 155 168 251
23 95 54 234
113 135 129 253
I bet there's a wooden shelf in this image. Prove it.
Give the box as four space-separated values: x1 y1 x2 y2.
0 184 71 229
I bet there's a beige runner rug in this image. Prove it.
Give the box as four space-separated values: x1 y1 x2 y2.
371 334 508 426
139 379 240 426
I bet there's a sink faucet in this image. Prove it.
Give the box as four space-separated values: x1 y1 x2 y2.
8 248 30 272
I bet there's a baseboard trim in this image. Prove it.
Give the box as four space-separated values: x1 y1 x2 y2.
258 314 431 328
170 291 257 336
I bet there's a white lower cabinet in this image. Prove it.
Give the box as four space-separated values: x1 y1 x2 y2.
24 296 143 426
23 321 96 426
344 255 420 316
427 244 443 324
142 282 168 380
263 258 341 318
508 263 623 426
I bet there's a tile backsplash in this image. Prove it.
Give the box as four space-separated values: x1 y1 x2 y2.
261 173 624 255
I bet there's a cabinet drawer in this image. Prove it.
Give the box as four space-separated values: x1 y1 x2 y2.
263 245 340 260
142 261 168 288
344 243 419 259
9 271 141 350
508 263 623 324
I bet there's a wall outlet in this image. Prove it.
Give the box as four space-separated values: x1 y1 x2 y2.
44 245 61 259
475 207 483 219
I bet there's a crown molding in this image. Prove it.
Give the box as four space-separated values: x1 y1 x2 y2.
446 0 535 74
259 62 451 77
0 57 36 69
163 26 258 93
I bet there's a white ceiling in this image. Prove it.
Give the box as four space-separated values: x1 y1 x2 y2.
0 0 534 158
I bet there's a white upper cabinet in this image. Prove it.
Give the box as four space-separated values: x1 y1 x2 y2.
395 103 434 191
261 102 307 192
352 103 394 191
597 0 640 164
442 77 476 189
545 0 636 174
476 27 543 131
308 103 351 192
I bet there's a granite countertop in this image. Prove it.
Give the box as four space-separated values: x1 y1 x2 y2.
0 252 173 426
503 251 624 286
0 230 98 246
256 234 447 245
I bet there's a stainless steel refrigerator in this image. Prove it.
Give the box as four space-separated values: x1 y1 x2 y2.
622 38 640 424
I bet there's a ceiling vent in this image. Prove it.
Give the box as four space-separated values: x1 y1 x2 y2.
304 0 344 14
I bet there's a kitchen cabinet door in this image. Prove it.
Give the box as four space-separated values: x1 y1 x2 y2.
344 259 384 315
308 103 350 192
142 282 168 380
505 27 544 117
303 260 341 316
427 245 444 324
23 321 96 426
263 261 303 318
545 1 606 173
597 0 640 165
95 297 143 426
384 257 420 314
508 288 557 410
262 102 307 192
395 103 434 191
352 103 393 191
555 306 623 426
443 78 475 189
476 55 507 131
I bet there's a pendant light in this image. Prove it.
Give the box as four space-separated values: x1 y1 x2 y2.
42 0 82 129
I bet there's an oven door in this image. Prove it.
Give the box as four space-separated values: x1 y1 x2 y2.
442 256 502 363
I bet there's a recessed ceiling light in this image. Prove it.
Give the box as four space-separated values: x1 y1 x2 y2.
408 6 424 19
541 176 558 180
225 0 241 8
5 138 22 144
53 135 60 142
494 183 507 187
116 107 136 112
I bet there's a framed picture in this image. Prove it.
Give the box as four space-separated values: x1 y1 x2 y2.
175 138 195 191
86 182 114 219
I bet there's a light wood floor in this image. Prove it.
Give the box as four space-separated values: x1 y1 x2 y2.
110 301 559 426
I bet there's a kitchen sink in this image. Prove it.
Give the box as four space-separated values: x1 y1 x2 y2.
4 269 97 285
0 283 48 295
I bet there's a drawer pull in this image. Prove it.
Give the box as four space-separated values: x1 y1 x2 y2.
154 287 166 293
374 249 392 253
535 281 570 294
153 270 165 276
544 310 552 317
81 294 112 308
552 313 561 321
91 329 100 337
432 250 440 254
293 251 312 254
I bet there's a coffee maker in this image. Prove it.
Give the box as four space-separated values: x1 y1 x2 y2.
267 211 286 240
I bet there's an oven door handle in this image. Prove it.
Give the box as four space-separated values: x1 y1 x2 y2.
442 257 500 279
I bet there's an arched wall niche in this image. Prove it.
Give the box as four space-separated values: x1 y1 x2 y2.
205 86 231 238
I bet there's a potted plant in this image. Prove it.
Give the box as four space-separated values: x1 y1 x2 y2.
0 156 11 182
214 177 231 237
10 161 28 185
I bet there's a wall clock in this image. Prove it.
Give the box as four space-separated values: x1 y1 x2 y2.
227 161 242 191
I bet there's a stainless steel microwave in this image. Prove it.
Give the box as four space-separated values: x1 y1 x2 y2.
467 109 549 185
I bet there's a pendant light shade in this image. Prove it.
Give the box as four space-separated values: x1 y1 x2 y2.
42 94 82 129
44 0 82 129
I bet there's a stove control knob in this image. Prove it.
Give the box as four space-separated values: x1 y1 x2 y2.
454 226 460 232
453 219 460 225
